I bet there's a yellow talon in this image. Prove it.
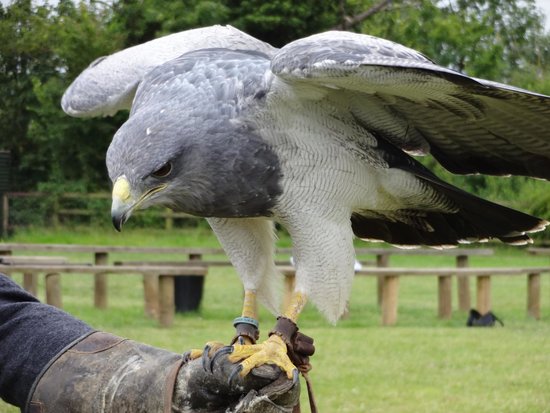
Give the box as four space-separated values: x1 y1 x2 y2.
184 341 227 372
204 341 226 355
228 334 296 380
184 341 227 361
184 348 204 360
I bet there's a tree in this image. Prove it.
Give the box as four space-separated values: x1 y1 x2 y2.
108 0 340 48
223 0 339 47
343 0 548 82
0 0 49 189
0 0 124 191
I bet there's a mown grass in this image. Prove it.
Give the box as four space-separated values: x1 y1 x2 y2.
1 227 550 412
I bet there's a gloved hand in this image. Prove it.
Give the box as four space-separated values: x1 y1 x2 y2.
175 351 300 412
27 331 299 413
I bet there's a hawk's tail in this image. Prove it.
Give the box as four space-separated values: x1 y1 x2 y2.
351 176 547 247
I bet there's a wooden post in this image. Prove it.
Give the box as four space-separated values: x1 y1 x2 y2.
165 208 174 230
143 274 159 319
527 272 541 320
159 275 175 327
94 252 108 309
23 272 39 296
456 255 468 267
0 248 11 277
189 253 202 262
456 255 471 311
376 254 390 307
45 273 62 308
438 275 452 319
476 275 491 314
381 275 399 326
2 193 8 237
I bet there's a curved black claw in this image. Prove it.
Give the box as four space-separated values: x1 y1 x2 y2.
201 344 213 373
208 346 233 373
182 350 193 364
202 344 234 373
228 364 243 387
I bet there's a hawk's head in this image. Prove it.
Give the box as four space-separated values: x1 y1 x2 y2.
107 103 219 230
107 105 282 231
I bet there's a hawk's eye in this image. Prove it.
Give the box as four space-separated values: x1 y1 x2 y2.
151 162 172 178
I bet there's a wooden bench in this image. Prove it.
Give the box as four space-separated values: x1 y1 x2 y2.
354 248 494 311
282 247 493 311
0 256 68 265
0 242 493 316
0 255 69 296
0 243 493 265
280 266 549 326
113 259 293 267
0 263 207 327
0 243 226 258
0 243 226 309
528 247 550 257
113 247 493 314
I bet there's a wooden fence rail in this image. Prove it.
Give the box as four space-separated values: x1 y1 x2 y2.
280 266 550 326
0 263 207 327
1 191 197 234
1 243 542 327
0 242 494 316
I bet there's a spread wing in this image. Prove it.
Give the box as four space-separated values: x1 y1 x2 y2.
270 31 550 180
61 25 276 118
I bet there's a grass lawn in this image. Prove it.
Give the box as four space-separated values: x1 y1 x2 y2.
1 227 550 412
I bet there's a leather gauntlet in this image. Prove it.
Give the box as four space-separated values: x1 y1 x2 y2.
25 331 300 413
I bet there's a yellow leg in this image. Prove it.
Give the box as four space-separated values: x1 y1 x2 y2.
185 290 260 361
242 289 258 319
282 291 307 322
233 289 260 345
228 291 308 379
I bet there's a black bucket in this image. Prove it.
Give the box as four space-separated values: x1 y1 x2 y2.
174 275 204 312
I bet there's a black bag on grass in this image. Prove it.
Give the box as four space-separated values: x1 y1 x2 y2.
466 309 504 327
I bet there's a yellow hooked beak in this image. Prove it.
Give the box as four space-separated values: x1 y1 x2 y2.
111 175 167 231
111 176 133 232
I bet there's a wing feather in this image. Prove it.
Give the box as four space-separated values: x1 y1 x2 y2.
61 25 276 118
270 31 550 179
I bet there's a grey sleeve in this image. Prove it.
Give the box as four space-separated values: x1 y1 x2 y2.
0 273 93 408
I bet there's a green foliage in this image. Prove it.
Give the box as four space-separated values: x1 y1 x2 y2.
108 0 339 47
223 0 339 47
0 0 124 191
345 0 548 81
108 0 232 44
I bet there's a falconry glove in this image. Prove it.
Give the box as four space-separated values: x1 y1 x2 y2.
25 331 299 413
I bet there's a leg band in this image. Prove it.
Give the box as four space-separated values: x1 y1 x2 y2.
232 317 260 344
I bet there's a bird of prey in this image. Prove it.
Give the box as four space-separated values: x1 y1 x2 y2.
63 26 550 381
